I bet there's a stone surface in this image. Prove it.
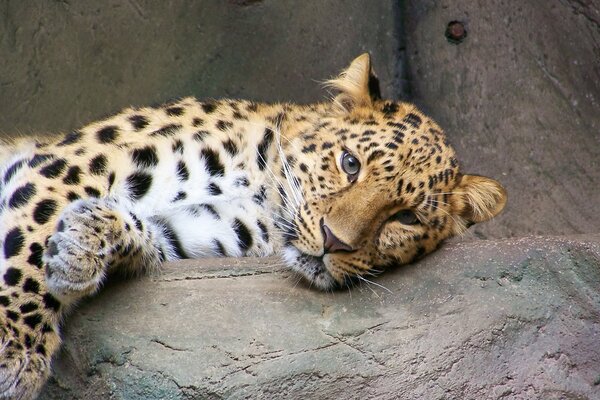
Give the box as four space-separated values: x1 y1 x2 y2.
404 0 600 238
0 0 402 136
40 235 600 399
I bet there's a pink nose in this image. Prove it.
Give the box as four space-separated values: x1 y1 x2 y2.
321 220 353 253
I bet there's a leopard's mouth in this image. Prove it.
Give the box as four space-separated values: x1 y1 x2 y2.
282 245 337 290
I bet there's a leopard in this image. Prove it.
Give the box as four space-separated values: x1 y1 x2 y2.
0 54 506 399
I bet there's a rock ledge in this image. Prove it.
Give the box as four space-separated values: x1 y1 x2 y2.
41 235 600 399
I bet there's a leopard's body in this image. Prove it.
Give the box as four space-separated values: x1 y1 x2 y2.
0 55 506 399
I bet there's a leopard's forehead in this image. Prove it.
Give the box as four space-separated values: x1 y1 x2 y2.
293 102 460 198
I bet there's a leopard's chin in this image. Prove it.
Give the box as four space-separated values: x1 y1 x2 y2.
282 246 337 290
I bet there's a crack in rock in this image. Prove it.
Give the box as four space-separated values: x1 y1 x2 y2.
150 338 192 352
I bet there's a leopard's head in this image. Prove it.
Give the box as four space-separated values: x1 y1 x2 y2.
279 54 507 289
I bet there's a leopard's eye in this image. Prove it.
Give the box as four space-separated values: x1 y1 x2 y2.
390 209 420 225
341 151 360 181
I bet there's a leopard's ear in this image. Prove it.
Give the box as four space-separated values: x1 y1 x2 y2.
327 53 378 112
454 174 507 225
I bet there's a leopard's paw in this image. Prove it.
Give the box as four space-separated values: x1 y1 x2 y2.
43 198 125 299
0 324 49 400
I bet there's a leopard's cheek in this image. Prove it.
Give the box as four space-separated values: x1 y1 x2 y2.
288 201 323 257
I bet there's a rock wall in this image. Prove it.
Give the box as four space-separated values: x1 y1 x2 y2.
404 0 600 238
0 0 402 136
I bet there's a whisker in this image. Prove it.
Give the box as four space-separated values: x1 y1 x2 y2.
356 275 393 294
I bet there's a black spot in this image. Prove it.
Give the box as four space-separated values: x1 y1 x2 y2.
208 182 222 196
199 204 220 219
126 172 153 200
28 154 54 168
202 102 216 113
89 154 108 175
129 115 149 131
24 334 33 348
9 183 36 208
27 243 44 269
257 128 274 171
150 124 181 137
299 163 308 173
3 159 25 183
62 166 83 187
0 296 10 306
57 130 83 146
212 239 227 256
84 186 101 197
43 293 61 311
108 172 116 189
192 118 204 127
172 191 187 202
257 220 269 242
3 267 22 285
200 148 225 177
176 161 189 181
131 146 159 168
23 313 42 329
97 126 119 143
302 144 317 153
155 219 187 259
6 310 19 322
223 139 238 156
236 177 250 187
130 213 143 231
252 185 267 205
36 344 47 356
321 142 334 150
193 130 209 142
22 278 40 294
367 150 385 164
397 178 404 195
4 229 25 259
39 159 67 178
428 176 435 189
172 139 184 154
382 102 399 117
403 113 422 129
392 130 405 143
216 120 233 131
165 106 184 116
233 218 253 252
387 121 407 130
33 199 58 225
67 191 80 202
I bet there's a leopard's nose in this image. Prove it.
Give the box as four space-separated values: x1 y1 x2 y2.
320 219 353 254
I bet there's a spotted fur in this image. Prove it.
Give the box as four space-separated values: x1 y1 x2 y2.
0 54 506 398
